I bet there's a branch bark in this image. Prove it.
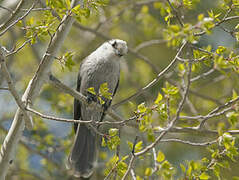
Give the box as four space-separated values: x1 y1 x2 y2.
0 47 33 129
0 1 79 179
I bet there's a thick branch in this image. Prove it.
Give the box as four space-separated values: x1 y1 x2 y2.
48 75 125 122
0 1 79 179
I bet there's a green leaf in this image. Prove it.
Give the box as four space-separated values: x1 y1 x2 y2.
216 46 226 54
127 141 133 151
144 167 152 176
109 128 119 136
235 24 239 30
107 135 120 150
99 83 112 100
199 172 210 179
157 151 165 162
101 137 106 147
162 82 179 95
135 141 143 152
155 92 163 104
65 0 71 9
180 163 186 173
137 103 147 113
226 111 239 126
87 87 96 95
98 96 105 105
72 4 81 11
232 89 238 100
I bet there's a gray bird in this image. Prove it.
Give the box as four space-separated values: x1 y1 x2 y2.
67 39 128 178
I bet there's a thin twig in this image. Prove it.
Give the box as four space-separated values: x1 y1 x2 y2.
190 68 215 82
134 53 192 157
0 0 25 31
194 10 239 36
112 41 187 108
0 2 36 37
134 39 167 52
199 97 239 128
121 155 135 180
26 107 92 124
20 7 51 11
160 138 217 146
0 1 79 178
104 160 119 180
0 47 33 129
166 0 184 27
6 39 31 57
0 125 61 168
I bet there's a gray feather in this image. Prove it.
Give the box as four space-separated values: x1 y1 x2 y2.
67 39 127 178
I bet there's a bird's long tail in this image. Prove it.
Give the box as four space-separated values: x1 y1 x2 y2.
67 124 97 178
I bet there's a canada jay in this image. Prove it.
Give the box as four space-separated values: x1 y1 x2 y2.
67 39 128 178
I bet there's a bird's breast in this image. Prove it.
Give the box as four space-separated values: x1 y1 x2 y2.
80 57 120 94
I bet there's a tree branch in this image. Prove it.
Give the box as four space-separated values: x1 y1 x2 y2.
160 138 217 146
0 1 36 37
112 41 187 108
134 53 192 157
166 0 184 27
0 47 33 129
0 1 79 179
121 155 135 180
48 74 125 123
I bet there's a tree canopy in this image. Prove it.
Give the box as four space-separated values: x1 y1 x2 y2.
0 0 239 179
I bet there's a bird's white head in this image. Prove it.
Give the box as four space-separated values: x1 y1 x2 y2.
106 39 128 57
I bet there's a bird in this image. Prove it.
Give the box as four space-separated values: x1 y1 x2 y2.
67 39 128 178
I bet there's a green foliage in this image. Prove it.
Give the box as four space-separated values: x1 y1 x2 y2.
104 155 128 178
58 51 75 71
24 11 57 43
162 82 179 96
2 0 239 179
99 82 113 100
127 140 143 153
87 82 112 105
157 151 165 163
103 128 120 151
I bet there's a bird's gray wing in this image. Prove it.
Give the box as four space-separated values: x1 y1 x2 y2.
73 73 81 132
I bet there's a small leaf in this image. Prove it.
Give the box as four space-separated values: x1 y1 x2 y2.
235 24 239 30
137 103 147 113
65 0 71 9
157 151 165 162
155 92 163 104
109 128 119 136
101 137 106 147
180 163 186 173
87 87 96 95
98 96 105 105
232 89 238 100
127 141 133 150
135 141 143 152
199 172 210 179
144 168 152 176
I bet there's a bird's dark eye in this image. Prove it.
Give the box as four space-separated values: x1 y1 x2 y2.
112 41 117 49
